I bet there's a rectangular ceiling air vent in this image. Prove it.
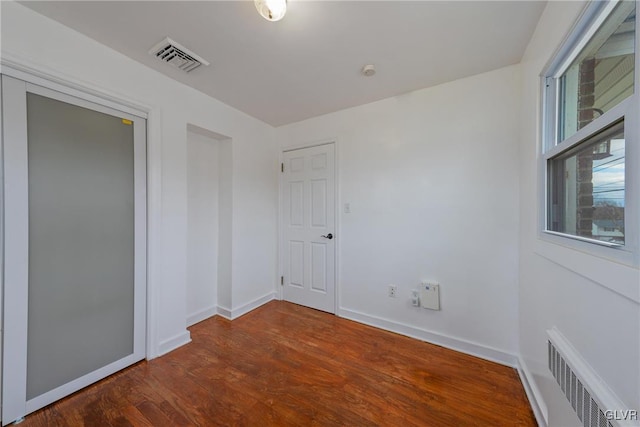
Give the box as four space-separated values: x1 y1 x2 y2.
149 37 210 73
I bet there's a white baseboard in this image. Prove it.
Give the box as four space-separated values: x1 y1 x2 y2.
186 305 218 327
517 356 549 427
338 307 518 367
157 331 191 357
216 305 232 320
217 292 276 320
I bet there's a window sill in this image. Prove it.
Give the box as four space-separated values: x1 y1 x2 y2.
542 230 624 249
534 235 639 303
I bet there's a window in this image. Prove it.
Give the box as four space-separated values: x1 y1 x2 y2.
548 121 625 244
543 0 636 250
556 3 635 142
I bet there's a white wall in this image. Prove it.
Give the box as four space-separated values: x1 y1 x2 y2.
217 138 234 313
186 129 220 326
277 65 522 362
518 2 640 425
0 1 278 356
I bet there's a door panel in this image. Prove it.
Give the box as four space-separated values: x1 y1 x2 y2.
290 181 304 226
289 241 305 287
311 243 327 292
282 143 335 313
311 179 327 227
2 76 146 424
26 92 135 399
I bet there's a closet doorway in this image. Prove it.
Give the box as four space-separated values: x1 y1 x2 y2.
1 75 147 424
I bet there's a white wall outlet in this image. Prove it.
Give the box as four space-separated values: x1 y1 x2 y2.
420 282 440 310
388 284 397 298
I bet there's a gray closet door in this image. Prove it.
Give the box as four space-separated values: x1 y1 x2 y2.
2 75 147 425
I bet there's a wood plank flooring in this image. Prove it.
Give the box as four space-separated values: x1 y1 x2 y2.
19 301 536 426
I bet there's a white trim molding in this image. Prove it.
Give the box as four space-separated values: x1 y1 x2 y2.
186 305 218 327
216 305 233 320
144 106 163 360
517 356 550 427
338 307 518 368
157 331 192 357
1 54 149 119
217 292 276 321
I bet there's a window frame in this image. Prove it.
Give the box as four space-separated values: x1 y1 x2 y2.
539 0 639 266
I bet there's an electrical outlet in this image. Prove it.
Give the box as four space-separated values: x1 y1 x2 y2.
388 284 397 298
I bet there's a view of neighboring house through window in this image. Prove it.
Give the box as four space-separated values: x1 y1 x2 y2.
557 2 635 142
545 0 635 246
548 121 625 244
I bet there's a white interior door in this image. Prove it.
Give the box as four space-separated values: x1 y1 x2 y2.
1 75 147 425
282 143 336 313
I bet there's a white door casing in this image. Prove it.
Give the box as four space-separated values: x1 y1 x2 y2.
1 75 147 425
282 143 336 313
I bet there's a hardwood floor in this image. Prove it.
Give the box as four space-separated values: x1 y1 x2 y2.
19 301 535 426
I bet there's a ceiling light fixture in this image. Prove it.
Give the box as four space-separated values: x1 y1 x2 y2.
255 0 287 22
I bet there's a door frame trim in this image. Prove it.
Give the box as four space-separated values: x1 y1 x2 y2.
0 58 162 362
278 138 340 314
1 75 29 426
1 73 148 424
1 57 148 119
0 59 160 424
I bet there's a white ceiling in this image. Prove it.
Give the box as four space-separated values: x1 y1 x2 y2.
21 1 547 126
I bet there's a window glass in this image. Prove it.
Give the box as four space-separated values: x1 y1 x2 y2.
558 2 635 142
548 121 625 245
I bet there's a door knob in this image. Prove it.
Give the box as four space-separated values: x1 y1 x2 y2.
321 233 333 240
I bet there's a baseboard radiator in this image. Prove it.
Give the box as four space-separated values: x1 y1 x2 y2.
548 328 638 427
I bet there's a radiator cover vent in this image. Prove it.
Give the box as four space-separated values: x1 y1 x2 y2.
548 328 637 427
149 37 210 73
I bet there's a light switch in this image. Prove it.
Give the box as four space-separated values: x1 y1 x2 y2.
344 203 351 213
